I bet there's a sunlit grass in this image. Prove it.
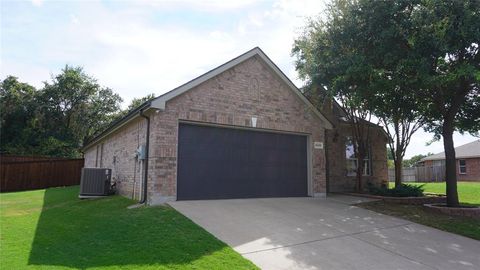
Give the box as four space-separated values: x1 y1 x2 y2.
0 186 257 270
389 181 480 205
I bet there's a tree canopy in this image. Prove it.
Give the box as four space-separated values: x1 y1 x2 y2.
126 93 155 112
0 76 38 154
403 154 433 168
408 0 480 206
0 67 155 158
292 0 422 189
293 0 479 205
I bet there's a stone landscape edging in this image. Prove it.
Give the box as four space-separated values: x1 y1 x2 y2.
341 192 446 205
423 204 480 219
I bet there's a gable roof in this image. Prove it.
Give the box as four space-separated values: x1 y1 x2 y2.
421 139 480 161
151 47 333 126
83 47 333 150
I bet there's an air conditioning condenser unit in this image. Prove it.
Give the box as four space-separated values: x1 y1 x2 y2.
79 168 115 198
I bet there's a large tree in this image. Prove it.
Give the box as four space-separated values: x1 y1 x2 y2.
0 76 38 154
294 0 479 206
1 67 123 157
36 66 123 156
410 0 480 206
349 0 425 188
293 6 375 191
294 0 425 189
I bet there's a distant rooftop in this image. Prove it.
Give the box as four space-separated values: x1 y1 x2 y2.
422 139 480 161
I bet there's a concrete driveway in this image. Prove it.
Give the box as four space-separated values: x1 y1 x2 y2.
169 195 480 270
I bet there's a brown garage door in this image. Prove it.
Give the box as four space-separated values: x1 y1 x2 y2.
177 123 308 200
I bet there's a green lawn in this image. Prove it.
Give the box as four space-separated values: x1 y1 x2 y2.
389 181 480 205
360 201 480 240
0 186 257 270
364 181 480 240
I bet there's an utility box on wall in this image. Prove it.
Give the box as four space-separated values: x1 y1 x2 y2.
136 145 146 160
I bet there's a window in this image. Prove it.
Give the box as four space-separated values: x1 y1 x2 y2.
459 160 467 174
345 137 371 176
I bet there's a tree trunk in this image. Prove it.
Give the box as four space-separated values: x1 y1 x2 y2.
356 164 363 191
356 146 365 192
442 124 459 207
394 157 403 187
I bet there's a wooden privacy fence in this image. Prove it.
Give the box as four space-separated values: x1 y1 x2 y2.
388 165 446 183
0 156 84 192
0 155 65 163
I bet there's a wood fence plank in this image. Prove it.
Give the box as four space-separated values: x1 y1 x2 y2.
0 156 84 192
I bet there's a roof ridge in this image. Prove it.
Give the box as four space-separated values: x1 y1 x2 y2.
83 47 334 150
421 139 480 161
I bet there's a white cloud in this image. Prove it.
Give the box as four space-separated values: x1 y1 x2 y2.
132 0 258 12
70 14 80 25
3 0 327 104
88 24 238 101
1 60 50 88
229 0 327 86
3 0 477 154
31 0 43 7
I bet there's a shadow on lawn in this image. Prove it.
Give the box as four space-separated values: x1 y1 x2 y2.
28 187 232 269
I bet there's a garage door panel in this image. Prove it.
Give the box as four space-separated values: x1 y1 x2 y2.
177 124 307 200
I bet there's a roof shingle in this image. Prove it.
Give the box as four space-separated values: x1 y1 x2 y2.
422 139 480 161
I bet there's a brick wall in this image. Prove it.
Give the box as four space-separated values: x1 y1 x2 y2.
85 55 329 203
458 158 480 181
147 55 328 203
421 158 480 182
325 123 388 192
84 117 147 200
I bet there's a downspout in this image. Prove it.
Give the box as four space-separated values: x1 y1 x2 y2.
139 108 150 204
324 129 330 196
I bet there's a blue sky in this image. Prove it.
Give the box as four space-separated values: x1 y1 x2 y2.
1 0 478 158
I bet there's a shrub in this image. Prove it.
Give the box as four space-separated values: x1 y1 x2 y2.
369 183 425 197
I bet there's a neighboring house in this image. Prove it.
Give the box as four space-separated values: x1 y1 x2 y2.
82 47 388 204
418 139 480 182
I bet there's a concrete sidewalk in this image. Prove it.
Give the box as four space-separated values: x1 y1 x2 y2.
170 195 480 270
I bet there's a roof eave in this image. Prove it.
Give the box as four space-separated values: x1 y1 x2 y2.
82 101 164 151
422 154 480 162
83 47 335 152
151 47 333 129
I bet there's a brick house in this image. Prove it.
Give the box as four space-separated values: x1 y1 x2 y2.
83 47 388 204
418 139 480 182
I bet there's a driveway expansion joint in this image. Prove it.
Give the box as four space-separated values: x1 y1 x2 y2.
170 196 480 270
240 222 414 255
350 232 439 270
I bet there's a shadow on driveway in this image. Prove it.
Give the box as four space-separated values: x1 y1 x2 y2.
170 195 480 270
